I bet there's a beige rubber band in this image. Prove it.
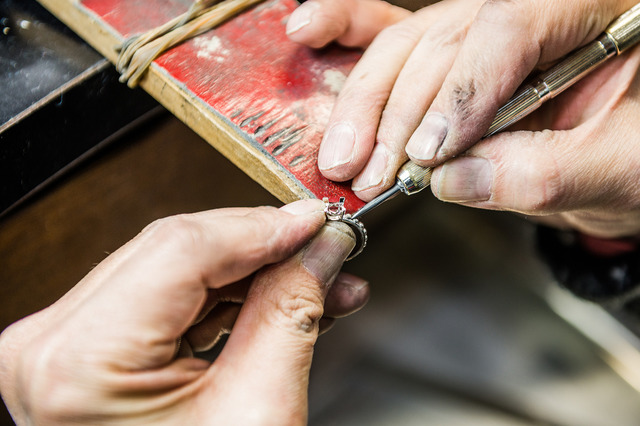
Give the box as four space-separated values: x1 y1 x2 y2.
116 0 265 88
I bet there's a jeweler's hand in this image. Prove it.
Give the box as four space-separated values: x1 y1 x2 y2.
0 200 368 425
287 0 640 238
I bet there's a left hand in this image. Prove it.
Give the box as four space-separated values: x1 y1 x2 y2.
0 200 368 425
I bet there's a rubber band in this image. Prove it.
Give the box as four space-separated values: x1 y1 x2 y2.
116 0 265 88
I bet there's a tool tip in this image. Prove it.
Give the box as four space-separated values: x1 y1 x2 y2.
350 184 402 220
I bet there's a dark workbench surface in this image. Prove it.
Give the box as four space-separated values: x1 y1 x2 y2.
0 0 157 216
0 0 98 126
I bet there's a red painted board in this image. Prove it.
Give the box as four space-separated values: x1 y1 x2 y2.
81 0 366 212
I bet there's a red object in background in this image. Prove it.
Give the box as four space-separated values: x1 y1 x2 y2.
82 0 366 212
578 233 640 257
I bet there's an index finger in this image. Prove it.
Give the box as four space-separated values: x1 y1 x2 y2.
405 0 632 167
62 200 327 368
122 199 326 289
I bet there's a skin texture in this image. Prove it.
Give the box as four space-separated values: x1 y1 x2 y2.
0 199 369 425
287 0 640 238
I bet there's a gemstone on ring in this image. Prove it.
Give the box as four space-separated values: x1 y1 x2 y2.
322 197 368 260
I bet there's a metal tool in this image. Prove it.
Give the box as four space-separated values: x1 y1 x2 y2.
351 3 640 221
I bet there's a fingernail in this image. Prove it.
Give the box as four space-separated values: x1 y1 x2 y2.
436 157 492 202
323 273 369 318
318 122 356 171
286 2 318 35
352 144 388 191
280 199 325 215
334 273 369 292
302 222 355 285
406 113 448 162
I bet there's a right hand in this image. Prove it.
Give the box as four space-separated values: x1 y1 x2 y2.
287 0 640 238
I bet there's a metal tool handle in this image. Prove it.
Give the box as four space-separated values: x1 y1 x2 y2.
397 3 640 195
486 3 640 137
607 3 640 53
485 35 617 136
397 161 433 195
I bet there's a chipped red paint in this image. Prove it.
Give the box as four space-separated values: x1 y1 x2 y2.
82 0 366 212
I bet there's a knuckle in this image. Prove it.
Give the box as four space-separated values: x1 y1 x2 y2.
222 207 294 274
338 84 390 115
476 0 527 27
379 88 431 140
272 283 324 334
19 338 83 422
517 169 565 213
421 17 470 50
430 25 468 49
504 139 567 213
374 21 424 47
141 215 204 255
248 205 280 218
245 207 287 253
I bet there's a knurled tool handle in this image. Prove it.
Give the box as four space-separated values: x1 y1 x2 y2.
486 3 640 136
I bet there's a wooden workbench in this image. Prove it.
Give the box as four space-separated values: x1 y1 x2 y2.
36 0 366 212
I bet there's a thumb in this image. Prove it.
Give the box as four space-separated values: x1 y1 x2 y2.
205 222 355 423
430 129 587 215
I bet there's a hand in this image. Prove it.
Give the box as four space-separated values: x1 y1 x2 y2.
0 200 369 425
288 0 640 238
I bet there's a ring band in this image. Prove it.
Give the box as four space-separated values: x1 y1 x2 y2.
323 197 368 261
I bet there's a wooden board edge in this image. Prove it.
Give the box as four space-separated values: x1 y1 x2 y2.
142 67 314 204
36 0 314 205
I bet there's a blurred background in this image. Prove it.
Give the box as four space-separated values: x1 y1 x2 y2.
3 0 640 425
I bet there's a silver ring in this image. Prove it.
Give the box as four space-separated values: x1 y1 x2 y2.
323 197 368 261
